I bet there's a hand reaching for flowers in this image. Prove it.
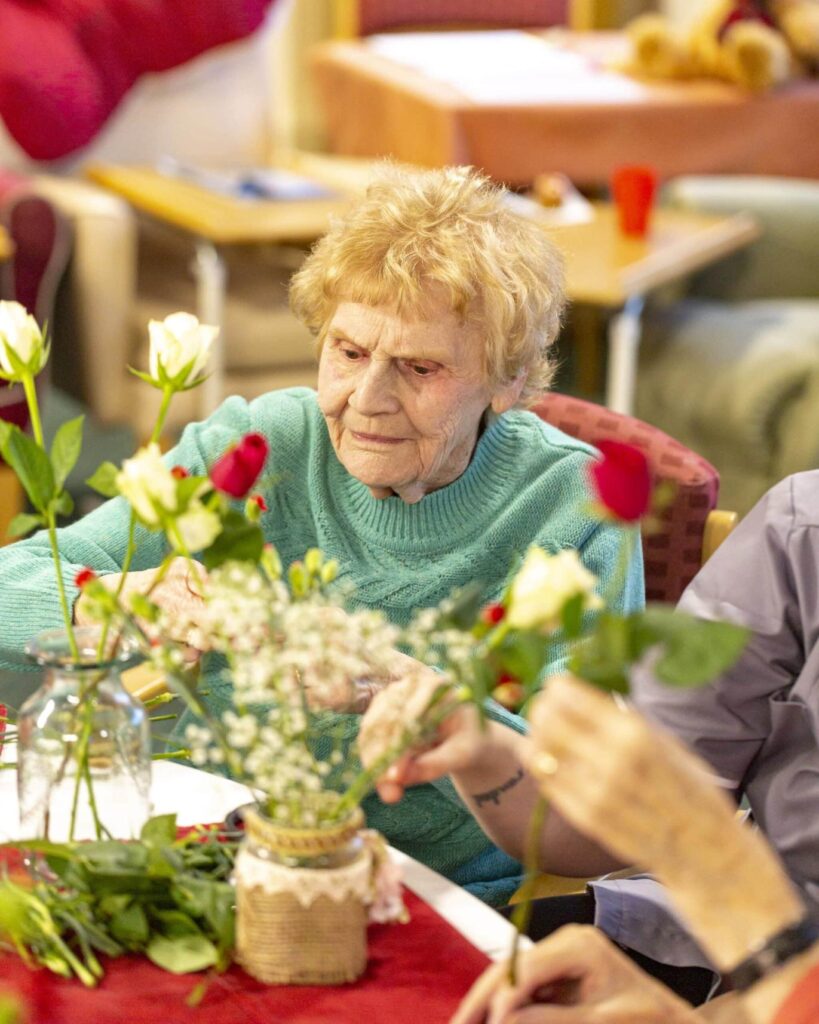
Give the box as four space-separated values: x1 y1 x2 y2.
451 924 701 1024
74 556 209 653
526 675 804 973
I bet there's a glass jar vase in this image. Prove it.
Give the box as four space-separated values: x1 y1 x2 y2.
16 626 151 842
234 806 370 984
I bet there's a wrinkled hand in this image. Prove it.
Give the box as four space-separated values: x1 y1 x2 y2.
524 675 803 971
75 557 209 653
359 669 475 803
451 924 699 1024
524 674 738 879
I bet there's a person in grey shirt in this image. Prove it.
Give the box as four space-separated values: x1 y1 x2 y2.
361 469 819 1000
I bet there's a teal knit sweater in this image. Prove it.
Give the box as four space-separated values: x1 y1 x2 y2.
0 388 644 905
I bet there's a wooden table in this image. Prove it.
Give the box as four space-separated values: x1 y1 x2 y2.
544 202 759 412
311 29 819 187
86 155 376 416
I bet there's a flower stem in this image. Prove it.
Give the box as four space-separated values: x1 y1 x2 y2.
45 511 79 660
21 373 44 447
508 795 549 985
149 386 174 446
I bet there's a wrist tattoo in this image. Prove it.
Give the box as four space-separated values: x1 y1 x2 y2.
472 767 525 808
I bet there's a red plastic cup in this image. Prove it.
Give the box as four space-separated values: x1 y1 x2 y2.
611 165 658 238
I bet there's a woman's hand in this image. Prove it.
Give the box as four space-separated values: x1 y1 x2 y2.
451 924 700 1024
525 674 803 971
75 557 209 651
359 670 481 801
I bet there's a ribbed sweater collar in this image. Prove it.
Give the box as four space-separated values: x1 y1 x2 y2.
327 412 528 552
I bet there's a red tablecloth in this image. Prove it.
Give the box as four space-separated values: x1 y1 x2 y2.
0 888 491 1023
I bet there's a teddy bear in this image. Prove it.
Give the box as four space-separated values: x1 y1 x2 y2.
624 0 819 92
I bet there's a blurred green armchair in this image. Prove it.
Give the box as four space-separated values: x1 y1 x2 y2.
635 176 819 516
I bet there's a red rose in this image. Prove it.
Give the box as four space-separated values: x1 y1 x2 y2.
481 603 506 625
250 494 268 512
589 440 652 523
210 433 269 498
74 567 97 588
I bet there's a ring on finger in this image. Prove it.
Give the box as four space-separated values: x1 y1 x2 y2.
532 751 559 777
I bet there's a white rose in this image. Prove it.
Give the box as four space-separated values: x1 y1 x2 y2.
148 312 217 387
116 444 177 525
174 503 222 553
0 300 47 379
507 547 603 632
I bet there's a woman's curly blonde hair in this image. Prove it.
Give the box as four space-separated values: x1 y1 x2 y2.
289 164 566 406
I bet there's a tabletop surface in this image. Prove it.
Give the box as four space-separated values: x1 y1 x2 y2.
84 152 386 244
0 756 526 962
312 29 819 186
548 203 760 305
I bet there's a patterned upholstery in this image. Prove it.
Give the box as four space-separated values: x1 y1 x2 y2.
530 393 720 605
357 0 568 35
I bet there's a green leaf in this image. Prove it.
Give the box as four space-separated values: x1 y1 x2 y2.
128 592 160 622
53 490 74 519
7 512 45 539
0 419 11 450
146 933 218 974
171 878 235 951
85 461 120 499
140 814 178 848
109 902 149 947
0 423 55 512
175 475 210 510
560 593 585 640
494 630 551 688
202 509 263 570
50 415 84 490
127 366 163 390
152 909 202 938
652 616 749 687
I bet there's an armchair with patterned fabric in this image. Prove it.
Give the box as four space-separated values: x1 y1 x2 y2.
635 176 819 517
531 392 734 604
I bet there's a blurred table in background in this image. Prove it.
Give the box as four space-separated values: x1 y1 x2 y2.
312 30 819 188
549 202 759 411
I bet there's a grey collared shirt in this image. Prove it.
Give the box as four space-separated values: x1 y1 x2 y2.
592 470 819 968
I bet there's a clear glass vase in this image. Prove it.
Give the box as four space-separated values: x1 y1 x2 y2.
234 806 370 984
17 626 152 842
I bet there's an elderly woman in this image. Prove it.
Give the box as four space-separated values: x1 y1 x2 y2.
0 165 643 905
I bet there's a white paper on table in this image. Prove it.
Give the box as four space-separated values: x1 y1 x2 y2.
366 31 645 105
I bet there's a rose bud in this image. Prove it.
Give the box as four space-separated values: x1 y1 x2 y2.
210 433 269 498
492 674 525 710
481 603 506 625
589 440 652 523
74 567 98 589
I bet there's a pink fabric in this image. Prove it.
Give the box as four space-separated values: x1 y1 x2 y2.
0 1 278 160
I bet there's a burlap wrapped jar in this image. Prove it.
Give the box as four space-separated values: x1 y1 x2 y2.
234 806 370 985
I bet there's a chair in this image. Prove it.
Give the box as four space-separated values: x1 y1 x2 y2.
635 175 819 517
333 0 641 36
0 174 73 544
531 392 733 604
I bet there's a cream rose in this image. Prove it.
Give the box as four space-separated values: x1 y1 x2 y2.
148 312 217 387
116 444 178 526
0 300 47 379
506 547 603 632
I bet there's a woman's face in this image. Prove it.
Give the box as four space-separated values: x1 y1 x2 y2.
317 294 522 503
